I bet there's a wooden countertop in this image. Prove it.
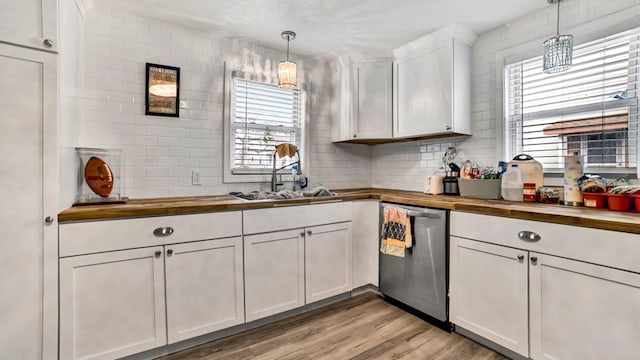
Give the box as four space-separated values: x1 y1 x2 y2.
57 188 640 234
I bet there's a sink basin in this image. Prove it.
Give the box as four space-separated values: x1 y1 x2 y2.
229 187 337 201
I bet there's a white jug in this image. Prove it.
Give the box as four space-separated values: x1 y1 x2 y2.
501 164 523 201
425 175 445 195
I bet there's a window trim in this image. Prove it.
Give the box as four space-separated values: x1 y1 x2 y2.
222 63 309 184
495 18 640 181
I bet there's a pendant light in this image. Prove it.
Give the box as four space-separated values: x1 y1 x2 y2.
543 0 573 74
278 31 297 89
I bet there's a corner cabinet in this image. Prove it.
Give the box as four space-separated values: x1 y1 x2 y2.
393 26 474 139
58 212 244 360
0 0 58 52
450 212 640 360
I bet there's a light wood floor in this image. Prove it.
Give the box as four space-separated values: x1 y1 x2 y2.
159 292 507 360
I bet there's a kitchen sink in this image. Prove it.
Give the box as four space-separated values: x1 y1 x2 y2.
229 187 337 201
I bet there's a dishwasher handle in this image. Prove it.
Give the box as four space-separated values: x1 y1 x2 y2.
406 210 441 219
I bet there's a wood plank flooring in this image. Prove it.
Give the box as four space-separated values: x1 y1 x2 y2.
159 292 506 360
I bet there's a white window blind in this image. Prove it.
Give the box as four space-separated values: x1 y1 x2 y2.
505 28 640 172
230 77 304 174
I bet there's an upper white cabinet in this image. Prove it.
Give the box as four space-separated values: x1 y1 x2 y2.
0 0 58 52
393 25 474 139
351 60 393 141
0 43 58 360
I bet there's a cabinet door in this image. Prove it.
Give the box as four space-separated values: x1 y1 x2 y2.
394 40 452 138
59 247 167 360
165 237 244 343
530 253 640 360
305 222 353 303
353 61 393 140
244 229 305 322
0 0 57 52
0 44 57 360
449 236 529 357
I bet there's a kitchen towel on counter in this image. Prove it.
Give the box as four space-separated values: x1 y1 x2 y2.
380 206 412 258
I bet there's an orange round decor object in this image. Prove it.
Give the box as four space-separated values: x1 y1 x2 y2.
84 156 113 197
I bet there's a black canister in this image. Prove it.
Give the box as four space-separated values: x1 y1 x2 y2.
443 163 460 195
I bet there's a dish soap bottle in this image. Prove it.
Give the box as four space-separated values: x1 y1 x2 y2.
501 164 523 201
291 164 299 191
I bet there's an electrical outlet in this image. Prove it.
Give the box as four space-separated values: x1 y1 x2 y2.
191 170 201 185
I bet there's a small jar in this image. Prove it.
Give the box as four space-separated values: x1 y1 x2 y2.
523 182 537 202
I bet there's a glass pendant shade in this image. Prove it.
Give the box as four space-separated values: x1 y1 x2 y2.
543 34 573 74
278 60 297 90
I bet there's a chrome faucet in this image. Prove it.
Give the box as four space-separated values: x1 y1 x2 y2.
271 150 301 192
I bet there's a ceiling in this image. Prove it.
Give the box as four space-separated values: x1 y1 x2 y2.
92 0 550 59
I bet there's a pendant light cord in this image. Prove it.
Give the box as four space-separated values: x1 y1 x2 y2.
286 37 290 61
556 0 561 37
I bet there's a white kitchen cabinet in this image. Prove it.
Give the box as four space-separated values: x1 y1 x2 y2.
450 211 640 360
0 43 57 359
305 222 352 303
392 25 474 139
59 212 243 359
244 229 306 322
165 237 244 344
449 236 529 357
350 60 393 141
0 0 58 52
351 200 380 288
529 253 640 360
59 247 167 360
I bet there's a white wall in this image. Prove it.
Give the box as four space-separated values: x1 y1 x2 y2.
371 0 640 191
59 0 86 209
72 5 370 200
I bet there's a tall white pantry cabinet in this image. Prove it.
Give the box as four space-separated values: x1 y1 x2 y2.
0 0 59 359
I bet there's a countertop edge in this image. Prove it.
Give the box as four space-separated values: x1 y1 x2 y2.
57 188 640 234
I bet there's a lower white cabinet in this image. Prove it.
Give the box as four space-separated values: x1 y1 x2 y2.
450 213 640 360
449 236 529 357
60 237 244 359
244 229 306 322
305 222 352 303
165 237 244 343
529 253 640 360
59 247 167 360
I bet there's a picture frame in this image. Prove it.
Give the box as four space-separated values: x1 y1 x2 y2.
145 63 180 117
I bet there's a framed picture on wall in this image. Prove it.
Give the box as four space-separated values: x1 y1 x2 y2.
145 63 180 117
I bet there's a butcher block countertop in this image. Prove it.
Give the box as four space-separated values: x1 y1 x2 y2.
58 188 640 234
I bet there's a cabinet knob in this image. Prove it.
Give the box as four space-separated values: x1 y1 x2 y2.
518 231 541 242
44 216 55 225
153 227 174 237
154 250 162 258
353 134 357 138
167 249 174 256
300 231 305 237
445 125 452 131
517 254 524 261
43 39 54 48
530 256 538 265
306 230 312 236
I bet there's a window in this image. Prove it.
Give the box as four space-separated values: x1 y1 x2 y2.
505 28 639 173
229 75 305 175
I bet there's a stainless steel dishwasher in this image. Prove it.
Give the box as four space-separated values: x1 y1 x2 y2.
379 202 449 328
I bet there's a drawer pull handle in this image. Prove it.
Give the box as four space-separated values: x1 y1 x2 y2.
518 231 541 242
153 227 174 237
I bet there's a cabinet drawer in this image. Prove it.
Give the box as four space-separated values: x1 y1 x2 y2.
243 202 352 234
60 212 242 257
450 211 640 273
